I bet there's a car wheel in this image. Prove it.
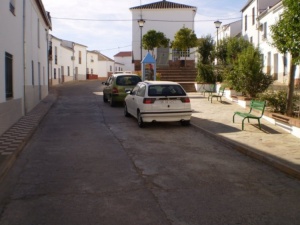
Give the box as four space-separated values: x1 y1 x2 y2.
124 103 130 117
181 120 190 126
137 111 144 128
110 97 115 107
103 93 108 103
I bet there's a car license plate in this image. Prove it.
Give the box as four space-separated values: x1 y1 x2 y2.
160 99 176 104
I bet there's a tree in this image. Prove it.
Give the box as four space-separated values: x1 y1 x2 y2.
216 37 252 65
226 46 273 98
196 35 216 83
171 27 198 67
270 0 300 116
142 30 169 57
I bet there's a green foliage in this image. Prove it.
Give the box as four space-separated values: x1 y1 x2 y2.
225 46 273 98
142 30 170 55
197 35 215 64
196 35 216 83
171 27 198 52
196 63 215 83
216 37 252 65
258 90 287 114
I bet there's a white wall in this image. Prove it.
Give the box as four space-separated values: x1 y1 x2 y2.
0 0 51 135
131 8 197 61
114 56 134 72
73 44 87 80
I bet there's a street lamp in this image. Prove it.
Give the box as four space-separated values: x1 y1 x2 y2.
138 19 145 68
214 20 222 46
214 20 222 81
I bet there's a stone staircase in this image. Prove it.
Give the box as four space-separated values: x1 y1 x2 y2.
157 68 197 92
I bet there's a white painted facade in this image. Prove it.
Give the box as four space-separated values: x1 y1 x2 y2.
87 51 115 80
130 2 197 68
49 36 74 85
216 20 242 42
0 0 51 135
114 53 134 72
242 0 299 84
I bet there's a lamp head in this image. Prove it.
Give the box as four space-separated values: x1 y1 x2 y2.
138 19 145 27
214 20 222 29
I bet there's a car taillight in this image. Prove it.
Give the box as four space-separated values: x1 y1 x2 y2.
180 97 190 103
112 87 118 94
143 98 156 104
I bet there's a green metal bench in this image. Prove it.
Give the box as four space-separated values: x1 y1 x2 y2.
233 100 266 130
208 87 225 103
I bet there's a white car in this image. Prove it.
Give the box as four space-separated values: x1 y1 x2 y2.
124 81 193 127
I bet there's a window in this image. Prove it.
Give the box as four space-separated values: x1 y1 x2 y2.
252 7 255 25
137 84 146 97
245 15 248 31
283 53 288 76
263 22 267 39
54 46 57 64
54 68 56 79
79 51 82 64
110 65 112 72
68 66 70 76
9 0 15 15
91 69 93 74
37 19 40 48
31 61 34 85
5 52 13 98
250 37 253 43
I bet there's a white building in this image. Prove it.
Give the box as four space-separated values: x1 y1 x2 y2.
0 0 51 135
216 20 242 42
241 0 299 85
49 38 88 84
114 51 135 72
130 0 197 70
87 51 115 80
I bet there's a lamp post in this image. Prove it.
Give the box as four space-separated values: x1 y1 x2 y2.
214 20 222 82
214 20 222 46
138 19 145 69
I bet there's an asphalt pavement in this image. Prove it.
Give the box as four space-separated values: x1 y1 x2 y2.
0 84 299 181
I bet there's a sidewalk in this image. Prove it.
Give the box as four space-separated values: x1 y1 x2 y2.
0 89 299 181
188 92 300 180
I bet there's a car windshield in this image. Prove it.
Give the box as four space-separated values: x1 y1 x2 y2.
116 76 141 86
148 85 186 96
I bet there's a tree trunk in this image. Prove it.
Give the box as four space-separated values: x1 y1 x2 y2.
286 62 296 116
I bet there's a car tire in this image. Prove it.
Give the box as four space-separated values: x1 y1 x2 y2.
110 97 115 107
181 120 190 126
137 111 144 128
103 93 108 103
124 103 130 117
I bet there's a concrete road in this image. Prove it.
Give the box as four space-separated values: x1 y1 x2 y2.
0 80 300 225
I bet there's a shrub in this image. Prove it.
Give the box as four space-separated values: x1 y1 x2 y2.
258 90 287 114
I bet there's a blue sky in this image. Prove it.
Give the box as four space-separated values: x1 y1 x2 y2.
42 0 247 58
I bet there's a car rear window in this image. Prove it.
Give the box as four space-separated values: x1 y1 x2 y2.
116 76 141 86
148 85 186 96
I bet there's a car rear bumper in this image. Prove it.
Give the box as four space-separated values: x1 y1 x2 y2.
140 111 192 122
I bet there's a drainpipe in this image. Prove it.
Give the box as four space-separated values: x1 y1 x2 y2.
22 0 27 114
46 30 49 92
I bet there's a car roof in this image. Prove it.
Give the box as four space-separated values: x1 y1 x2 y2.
143 81 180 85
112 73 138 77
